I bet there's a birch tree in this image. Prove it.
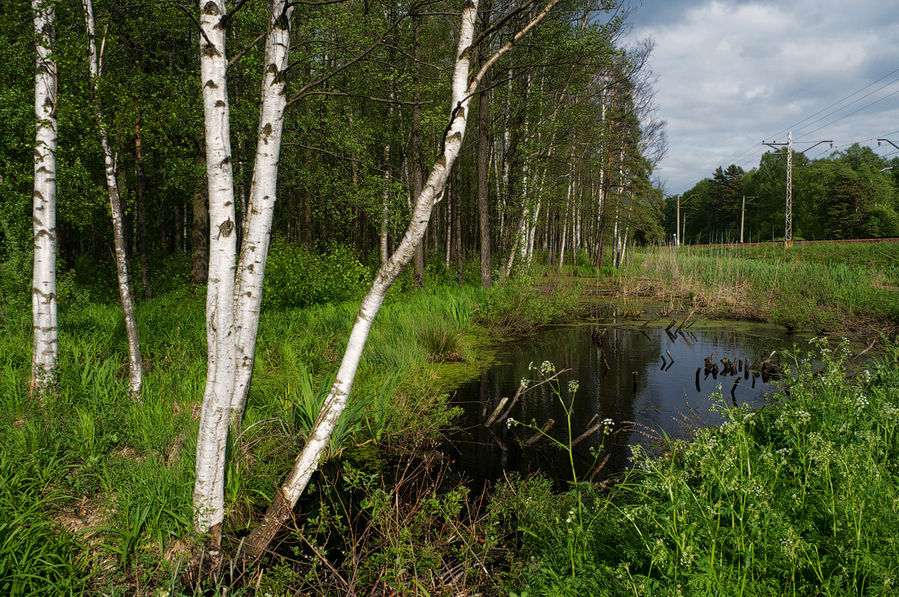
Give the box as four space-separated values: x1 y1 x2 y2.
31 0 58 395
82 0 143 399
243 0 564 558
193 0 295 540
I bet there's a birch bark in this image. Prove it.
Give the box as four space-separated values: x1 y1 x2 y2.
476 71 492 287
82 0 143 399
230 0 295 426
194 0 237 538
31 0 58 394
243 0 564 558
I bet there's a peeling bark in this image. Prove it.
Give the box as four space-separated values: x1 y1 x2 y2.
230 0 296 426
31 0 58 394
194 0 237 535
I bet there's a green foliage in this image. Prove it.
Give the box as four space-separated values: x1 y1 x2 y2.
0 449 90 596
477 275 581 333
0 248 30 314
498 341 899 595
262 237 371 310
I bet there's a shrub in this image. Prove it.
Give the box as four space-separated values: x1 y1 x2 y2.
262 237 371 310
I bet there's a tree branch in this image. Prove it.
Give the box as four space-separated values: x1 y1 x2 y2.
285 15 406 108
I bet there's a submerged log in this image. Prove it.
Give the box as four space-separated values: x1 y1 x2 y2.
525 419 554 445
675 310 694 333
484 397 509 427
571 414 601 448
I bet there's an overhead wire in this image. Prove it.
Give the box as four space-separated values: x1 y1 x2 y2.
798 87 899 138
715 69 899 172
785 73 899 138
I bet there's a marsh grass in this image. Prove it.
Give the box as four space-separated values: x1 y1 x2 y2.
497 340 899 595
618 242 899 331
0 273 531 593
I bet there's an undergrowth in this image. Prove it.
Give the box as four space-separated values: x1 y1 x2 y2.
618 242 899 332
495 340 899 595
0 261 588 594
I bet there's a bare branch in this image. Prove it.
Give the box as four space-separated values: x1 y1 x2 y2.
285 15 406 108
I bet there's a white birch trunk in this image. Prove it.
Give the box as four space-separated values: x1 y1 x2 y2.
558 170 572 268
195 0 237 538
243 0 564 557
244 0 481 556
445 189 452 267
31 0 58 394
82 0 143 399
380 144 390 265
231 0 295 426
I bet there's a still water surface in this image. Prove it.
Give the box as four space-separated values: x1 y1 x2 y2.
449 319 803 486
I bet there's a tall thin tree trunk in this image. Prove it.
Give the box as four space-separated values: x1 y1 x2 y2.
477 70 492 287
31 0 58 395
194 0 237 541
231 0 295 426
135 115 151 299
411 18 425 287
82 0 143 399
453 165 463 285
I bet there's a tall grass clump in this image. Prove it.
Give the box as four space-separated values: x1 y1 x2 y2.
621 243 899 330
477 274 581 333
496 340 899 595
0 447 90 596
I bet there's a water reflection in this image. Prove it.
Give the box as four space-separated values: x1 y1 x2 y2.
448 321 799 487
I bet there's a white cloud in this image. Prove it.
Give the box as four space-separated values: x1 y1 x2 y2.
626 0 899 193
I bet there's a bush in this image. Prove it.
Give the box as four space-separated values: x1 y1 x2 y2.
262 237 372 310
476 275 580 333
498 340 899 595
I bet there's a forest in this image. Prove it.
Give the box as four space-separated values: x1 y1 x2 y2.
3 0 899 594
668 145 899 244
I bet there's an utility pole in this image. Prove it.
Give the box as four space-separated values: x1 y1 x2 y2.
676 193 695 247
740 195 758 243
763 132 831 248
675 194 680 246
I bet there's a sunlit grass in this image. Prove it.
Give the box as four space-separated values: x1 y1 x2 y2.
497 340 899 595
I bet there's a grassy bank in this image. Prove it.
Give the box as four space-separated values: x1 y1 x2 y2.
495 340 899 596
614 242 899 333
0 270 582 595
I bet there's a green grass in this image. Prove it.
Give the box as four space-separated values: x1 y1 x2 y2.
495 340 899 595
0 266 587 593
618 242 899 330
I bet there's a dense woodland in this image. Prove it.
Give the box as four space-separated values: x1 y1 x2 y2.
670 145 899 244
0 0 666 302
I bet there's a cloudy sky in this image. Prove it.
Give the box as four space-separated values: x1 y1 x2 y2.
624 0 899 194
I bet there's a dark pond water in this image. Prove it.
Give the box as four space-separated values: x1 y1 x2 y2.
447 318 804 487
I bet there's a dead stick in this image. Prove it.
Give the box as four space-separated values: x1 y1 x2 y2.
525 419 554 445
484 397 509 426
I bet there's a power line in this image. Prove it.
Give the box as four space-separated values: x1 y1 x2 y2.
717 70 899 171
788 77 899 138
800 87 899 138
771 68 899 141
